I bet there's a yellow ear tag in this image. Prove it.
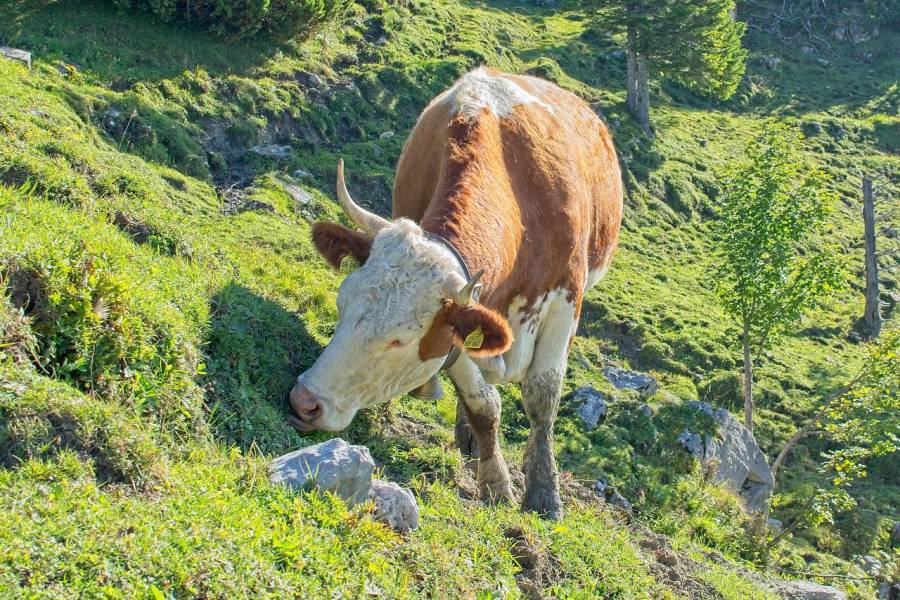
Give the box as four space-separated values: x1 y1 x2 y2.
463 326 484 349
339 255 360 274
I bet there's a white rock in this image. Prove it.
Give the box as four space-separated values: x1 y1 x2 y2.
770 580 847 600
602 366 658 396
250 144 292 160
369 479 419 533
574 386 608 429
269 438 374 505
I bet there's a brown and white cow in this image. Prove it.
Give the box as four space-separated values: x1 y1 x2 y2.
290 67 623 518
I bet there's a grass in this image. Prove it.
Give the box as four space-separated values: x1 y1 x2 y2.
0 0 897 596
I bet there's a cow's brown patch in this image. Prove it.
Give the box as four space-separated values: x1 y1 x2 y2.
418 300 513 360
311 222 373 270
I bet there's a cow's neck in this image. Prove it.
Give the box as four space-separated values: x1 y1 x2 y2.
420 113 517 308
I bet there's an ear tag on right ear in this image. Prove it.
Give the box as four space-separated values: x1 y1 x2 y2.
339 255 360 274
463 325 484 350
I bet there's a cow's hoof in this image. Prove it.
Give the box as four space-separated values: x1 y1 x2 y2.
478 457 513 503
522 487 563 520
454 421 480 458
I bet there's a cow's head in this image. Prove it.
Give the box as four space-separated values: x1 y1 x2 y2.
288 161 512 432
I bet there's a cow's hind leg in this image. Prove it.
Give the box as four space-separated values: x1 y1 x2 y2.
520 295 578 520
448 358 512 502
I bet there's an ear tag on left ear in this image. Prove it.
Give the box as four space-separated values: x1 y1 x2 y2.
339 255 360 274
464 325 484 349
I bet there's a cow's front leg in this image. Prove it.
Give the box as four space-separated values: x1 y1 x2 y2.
449 358 513 503
520 295 578 520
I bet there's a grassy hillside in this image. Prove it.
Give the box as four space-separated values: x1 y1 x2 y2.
0 0 897 597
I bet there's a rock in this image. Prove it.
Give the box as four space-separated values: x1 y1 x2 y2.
250 144 292 160
269 438 374 505
817 58 830 67
369 479 419 533
766 517 783 534
1 47 32 69
379 130 395 140
602 366 658 396
892 520 900 548
762 56 781 70
770 580 848 600
862 51 875 64
861 555 882 577
848 331 862 344
877 582 890 600
594 478 633 514
883 226 898 239
281 180 313 205
677 428 704 459
293 169 312 178
683 401 775 513
833 25 848 42
611 49 625 59
574 386 609 429
801 46 816 54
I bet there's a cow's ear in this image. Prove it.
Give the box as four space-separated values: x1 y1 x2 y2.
311 222 373 271
446 303 513 357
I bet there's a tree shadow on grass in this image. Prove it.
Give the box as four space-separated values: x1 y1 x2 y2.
0 0 285 84
204 282 324 454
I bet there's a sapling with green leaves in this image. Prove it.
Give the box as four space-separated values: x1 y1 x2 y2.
583 0 746 134
713 126 843 432
768 328 899 546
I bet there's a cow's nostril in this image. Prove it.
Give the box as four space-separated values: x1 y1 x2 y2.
289 383 323 424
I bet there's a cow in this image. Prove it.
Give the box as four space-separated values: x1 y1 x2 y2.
289 67 623 519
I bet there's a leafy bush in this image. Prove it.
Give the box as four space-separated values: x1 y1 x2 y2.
111 0 347 38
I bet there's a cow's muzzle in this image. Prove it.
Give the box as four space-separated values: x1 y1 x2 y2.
287 383 323 432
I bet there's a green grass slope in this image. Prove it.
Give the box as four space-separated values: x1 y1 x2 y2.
0 0 897 597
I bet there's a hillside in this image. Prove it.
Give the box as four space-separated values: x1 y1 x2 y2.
0 0 897 597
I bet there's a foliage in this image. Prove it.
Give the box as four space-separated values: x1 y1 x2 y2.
587 0 748 100
110 0 347 38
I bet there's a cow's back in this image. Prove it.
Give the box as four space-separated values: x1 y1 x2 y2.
393 68 622 315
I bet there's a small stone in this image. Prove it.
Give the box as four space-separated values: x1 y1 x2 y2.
293 169 312 178
817 58 830 67
766 517 783 534
605 488 633 514
770 579 848 600
677 428 704 459
379 131 395 140
861 555 882 577
862 52 874 64
611 49 625 59
602 366 658 396
877 582 890 600
269 438 374 505
369 479 419 533
281 180 313 205
801 46 816 54
250 144 292 160
762 56 781 70
574 386 608 429
595 477 608 496
1 47 32 69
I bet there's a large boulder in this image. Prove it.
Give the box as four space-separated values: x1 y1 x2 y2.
269 438 375 505
603 366 658 396
369 480 419 533
680 401 775 513
770 580 847 600
574 386 609 429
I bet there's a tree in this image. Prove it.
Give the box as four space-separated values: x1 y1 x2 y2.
861 175 900 339
586 0 747 134
713 126 843 432
768 328 899 546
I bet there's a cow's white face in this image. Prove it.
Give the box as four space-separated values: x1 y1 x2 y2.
290 219 511 432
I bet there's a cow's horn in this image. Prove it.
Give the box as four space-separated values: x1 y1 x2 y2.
336 159 390 235
455 269 484 306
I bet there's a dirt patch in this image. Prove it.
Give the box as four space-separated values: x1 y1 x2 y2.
504 525 563 599
631 525 726 599
4 266 44 315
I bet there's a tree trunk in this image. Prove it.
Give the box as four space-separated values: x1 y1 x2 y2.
742 322 754 432
771 423 812 481
636 52 651 136
626 27 637 114
863 176 881 338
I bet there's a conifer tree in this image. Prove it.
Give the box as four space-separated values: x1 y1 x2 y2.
586 0 747 134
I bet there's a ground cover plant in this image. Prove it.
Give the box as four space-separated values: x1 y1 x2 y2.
0 0 897 596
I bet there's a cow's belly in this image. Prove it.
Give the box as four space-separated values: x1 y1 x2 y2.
472 288 571 385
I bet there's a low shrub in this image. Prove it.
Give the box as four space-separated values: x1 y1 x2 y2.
111 0 347 38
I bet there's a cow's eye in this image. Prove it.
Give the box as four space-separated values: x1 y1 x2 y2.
387 339 406 349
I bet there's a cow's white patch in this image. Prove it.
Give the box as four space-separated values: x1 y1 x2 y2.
476 288 573 385
299 219 466 430
443 67 555 118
